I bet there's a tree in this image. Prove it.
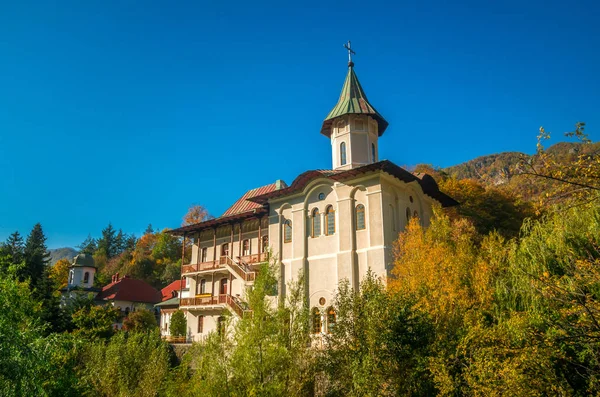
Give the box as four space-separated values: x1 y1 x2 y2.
97 223 117 259
1 231 24 266
169 310 187 337
71 304 120 340
182 204 212 226
78 330 172 397
50 258 71 289
22 223 50 284
78 234 97 256
123 308 158 332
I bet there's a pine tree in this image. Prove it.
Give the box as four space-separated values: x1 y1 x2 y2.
22 223 50 284
144 224 154 235
78 234 97 255
5 231 24 265
97 223 117 259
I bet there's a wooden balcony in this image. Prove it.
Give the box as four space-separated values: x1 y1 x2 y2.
180 294 248 317
181 260 223 275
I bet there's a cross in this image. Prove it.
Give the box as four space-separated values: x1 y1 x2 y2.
343 40 355 64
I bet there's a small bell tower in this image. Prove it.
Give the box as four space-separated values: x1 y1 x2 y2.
321 41 388 171
67 253 97 288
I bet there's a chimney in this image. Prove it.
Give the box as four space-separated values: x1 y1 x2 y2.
111 274 115 283
116 272 120 281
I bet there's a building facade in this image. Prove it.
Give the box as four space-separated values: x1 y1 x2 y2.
170 59 457 342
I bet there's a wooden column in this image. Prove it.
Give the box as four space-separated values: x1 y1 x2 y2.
238 222 242 257
212 228 217 262
230 225 234 258
179 233 186 299
258 217 262 255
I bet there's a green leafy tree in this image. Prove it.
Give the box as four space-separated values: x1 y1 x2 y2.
123 308 158 332
169 310 187 337
72 304 120 339
79 330 172 397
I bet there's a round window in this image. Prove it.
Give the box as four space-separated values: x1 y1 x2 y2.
319 297 326 306
318 193 325 200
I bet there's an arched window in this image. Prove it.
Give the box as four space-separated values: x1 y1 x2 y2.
413 210 419 219
326 307 336 333
311 208 321 237
201 247 208 263
325 206 335 235
312 308 322 334
221 243 229 257
220 278 228 295
355 204 366 230
284 220 292 243
242 239 250 256
406 207 411 223
340 142 347 166
261 235 269 253
83 272 90 284
372 143 376 162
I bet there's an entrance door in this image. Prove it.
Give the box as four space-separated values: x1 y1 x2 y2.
220 278 228 295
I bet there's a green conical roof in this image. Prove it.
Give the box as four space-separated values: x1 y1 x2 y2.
321 63 388 137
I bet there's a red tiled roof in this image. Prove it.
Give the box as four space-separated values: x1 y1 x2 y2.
221 182 283 216
96 276 162 304
160 280 182 301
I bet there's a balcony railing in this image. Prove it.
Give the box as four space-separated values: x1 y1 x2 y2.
182 252 268 276
180 294 248 317
181 260 222 274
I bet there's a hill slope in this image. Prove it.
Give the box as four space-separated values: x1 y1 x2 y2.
48 247 77 265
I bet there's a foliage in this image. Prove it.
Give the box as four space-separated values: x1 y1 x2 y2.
71 304 121 340
50 258 71 289
323 271 434 396
123 308 158 332
79 330 172 397
169 310 187 337
182 204 212 226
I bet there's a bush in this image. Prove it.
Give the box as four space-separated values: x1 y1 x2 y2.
169 310 186 337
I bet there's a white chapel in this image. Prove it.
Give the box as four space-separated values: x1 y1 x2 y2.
168 49 457 341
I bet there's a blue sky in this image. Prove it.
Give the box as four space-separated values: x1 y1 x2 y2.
0 0 598 248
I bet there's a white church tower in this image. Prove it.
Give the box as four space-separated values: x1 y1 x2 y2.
67 253 96 289
320 41 389 171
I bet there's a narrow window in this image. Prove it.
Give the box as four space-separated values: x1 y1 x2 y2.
242 239 250 256
340 142 347 166
83 272 89 284
200 279 206 294
356 204 366 230
69 271 74 285
406 207 411 222
312 308 322 334
261 235 269 253
201 247 207 262
197 315 204 334
221 243 229 257
284 220 292 243
311 208 321 237
220 278 228 295
325 206 335 236
372 143 376 162
326 307 336 333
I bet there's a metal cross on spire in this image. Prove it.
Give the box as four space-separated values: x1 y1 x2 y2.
343 40 355 66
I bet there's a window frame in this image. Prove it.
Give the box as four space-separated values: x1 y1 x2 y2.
200 247 208 263
325 205 335 236
83 271 90 284
242 239 250 256
340 142 347 166
311 208 321 238
261 235 269 253
284 220 293 243
355 204 366 230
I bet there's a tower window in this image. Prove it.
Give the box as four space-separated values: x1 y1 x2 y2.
311 208 321 237
83 272 90 284
356 204 366 230
340 142 347 166
406 207 411 223
372 143 376 162
284 220 292 243
325 206 335 236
